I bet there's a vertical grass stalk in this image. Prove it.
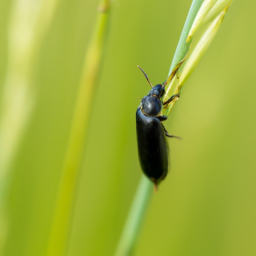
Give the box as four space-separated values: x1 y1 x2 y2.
46 1 111 256
163 0 204 115
0 0 60 251
179 10 227 87
114 176 153 256
167 0 204 78
163 0 232 116
0 0 60 200
114 1 204 255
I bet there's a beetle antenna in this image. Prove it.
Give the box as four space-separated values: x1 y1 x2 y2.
137 65 153 88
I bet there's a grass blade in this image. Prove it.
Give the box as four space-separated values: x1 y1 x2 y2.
46 1 111 255
0 0 60 251
114 1 204 255
114 176 153 256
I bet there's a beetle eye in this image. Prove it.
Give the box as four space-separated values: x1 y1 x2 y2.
152 94 158 97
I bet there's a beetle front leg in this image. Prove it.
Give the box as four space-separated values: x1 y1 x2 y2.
163 93 180 107
157 115 168 122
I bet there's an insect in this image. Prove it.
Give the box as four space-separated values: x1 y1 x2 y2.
136 61 184 189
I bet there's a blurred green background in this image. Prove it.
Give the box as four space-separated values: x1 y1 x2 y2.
1 0 256 256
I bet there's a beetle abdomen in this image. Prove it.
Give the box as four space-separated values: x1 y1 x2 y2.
136 107 169 184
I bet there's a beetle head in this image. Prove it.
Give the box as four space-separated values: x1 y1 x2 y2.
148 84 165 99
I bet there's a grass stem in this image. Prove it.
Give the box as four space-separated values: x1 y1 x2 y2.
0 0 60 252
163 0 204 116
114 176 153 256
167 0 204 78
114 1 204 255
46 1 111 255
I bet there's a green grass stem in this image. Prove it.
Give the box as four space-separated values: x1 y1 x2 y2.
114 1 204 255
0 0 60 252
167 0 204 78
163 0 232 116
114 176 153 256
0 0 61 199
46 1 111 256
163 0 204 116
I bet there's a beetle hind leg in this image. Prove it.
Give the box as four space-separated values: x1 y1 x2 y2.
161 123 181 139
165 132 181 139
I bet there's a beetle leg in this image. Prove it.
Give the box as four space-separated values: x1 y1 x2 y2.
157 115 168 122
161 123 181 139
163 93 180 107
162 55 187 86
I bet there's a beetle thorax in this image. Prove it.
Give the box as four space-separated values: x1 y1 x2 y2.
141 84 164 117
141 96 162 116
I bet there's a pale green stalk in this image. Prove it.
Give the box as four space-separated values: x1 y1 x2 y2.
187 0 217 42
167 0 204 78
114 1 204 255
0 0 60 251
179 11 227 87
0 0 60 190
46 1 111 256
203 0 233 24
163 0 204 114
114 176 153 256
163 1 232 116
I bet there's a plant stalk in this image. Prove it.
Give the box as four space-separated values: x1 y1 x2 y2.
163 0 204 116
167 0 204 78
0 0 60 252
46 1 110 256
114 176 153 256
114 1 204 255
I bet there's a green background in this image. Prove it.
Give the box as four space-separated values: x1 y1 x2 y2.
1 0 256 256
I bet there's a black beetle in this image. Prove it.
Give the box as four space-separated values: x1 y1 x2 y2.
136 62 184 189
